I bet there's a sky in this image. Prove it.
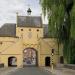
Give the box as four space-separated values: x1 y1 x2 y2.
0 0 48 27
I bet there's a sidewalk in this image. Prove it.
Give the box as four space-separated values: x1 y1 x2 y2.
0 67 19 75
43 67 75 75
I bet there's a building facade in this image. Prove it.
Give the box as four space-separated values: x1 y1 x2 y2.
0 9 63 67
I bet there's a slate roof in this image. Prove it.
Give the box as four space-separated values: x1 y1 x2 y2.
17 16 42 27
0 23 16 37
0 16 42 37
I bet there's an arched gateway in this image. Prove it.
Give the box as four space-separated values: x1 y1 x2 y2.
23 48 38 66
8 56 17 67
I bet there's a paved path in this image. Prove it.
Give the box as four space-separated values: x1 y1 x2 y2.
43 67 75 75
1 67 75 75
7 67 52 75
0 67 18 75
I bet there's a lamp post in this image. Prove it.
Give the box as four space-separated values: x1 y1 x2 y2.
51 49 54 71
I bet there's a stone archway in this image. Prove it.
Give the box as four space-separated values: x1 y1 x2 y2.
60 56 64 64
45 57 51 66
8 56 17 67
23 48 38 66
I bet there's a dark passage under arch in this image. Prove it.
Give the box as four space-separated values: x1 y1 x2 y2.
60 56 64 64
8 57 17 67
45 57 50 66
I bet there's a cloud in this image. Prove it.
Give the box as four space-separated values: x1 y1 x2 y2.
0 0 47 27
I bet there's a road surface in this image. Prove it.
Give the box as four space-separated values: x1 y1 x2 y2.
8 67 52 75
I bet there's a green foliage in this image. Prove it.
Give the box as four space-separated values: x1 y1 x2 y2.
40 0 65 38
40 0 75 64
64 38 75 64
70 4 75 38
70 39 75 64
69 4 75 64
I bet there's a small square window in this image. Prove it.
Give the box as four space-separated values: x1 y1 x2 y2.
0 42 2 45
29 29 31 31
21 29 23 31
37 29 39 32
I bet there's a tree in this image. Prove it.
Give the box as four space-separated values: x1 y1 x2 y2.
40 0 65 37
40 0 74 64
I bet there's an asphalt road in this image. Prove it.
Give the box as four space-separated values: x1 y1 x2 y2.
8 67 51 75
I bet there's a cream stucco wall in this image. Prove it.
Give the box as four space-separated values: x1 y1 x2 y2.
39 38 59 66
0 26 63 67
1 55 23 67
16 27 43 44
0 37 23 67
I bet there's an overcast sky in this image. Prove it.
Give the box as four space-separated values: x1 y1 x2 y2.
0 0 48 27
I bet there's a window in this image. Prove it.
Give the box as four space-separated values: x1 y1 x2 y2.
37 29 39 32
21 29 23 31
29 29 31 31
0 42 2 45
